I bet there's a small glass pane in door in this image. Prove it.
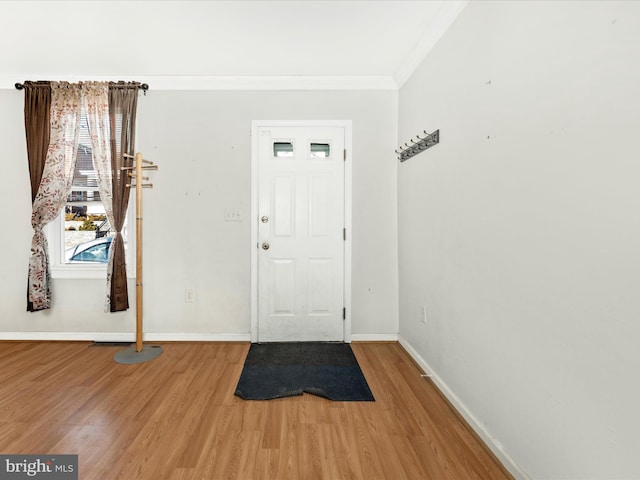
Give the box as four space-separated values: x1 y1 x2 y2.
310 143 330 158
274 142 294 157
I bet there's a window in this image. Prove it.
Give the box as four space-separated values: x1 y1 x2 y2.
48 111 134 279
273 142 294 157
310 143 331 158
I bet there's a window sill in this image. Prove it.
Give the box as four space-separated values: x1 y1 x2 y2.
51 266 134 280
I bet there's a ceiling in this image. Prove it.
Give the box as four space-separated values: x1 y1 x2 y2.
0 1 467 90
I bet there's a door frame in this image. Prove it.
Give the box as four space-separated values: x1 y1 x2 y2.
250 120 352 343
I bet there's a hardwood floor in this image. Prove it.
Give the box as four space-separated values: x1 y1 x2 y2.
0 341 513 479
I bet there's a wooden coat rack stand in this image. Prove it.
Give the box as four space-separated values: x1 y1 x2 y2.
114 152 163 364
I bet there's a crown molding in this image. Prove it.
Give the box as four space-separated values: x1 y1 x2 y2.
2 75 398 91
393 0 469 88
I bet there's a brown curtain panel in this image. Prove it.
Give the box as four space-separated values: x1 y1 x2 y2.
23 81 51 202
24 81 51 311
107 83 139 312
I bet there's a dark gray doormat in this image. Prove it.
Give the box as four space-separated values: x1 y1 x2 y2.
234 342 375 401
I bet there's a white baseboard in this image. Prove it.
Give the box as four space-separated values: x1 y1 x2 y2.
350 333 399 342
145 333 251 342
398 335 531 480
0 332 398 343
0 332 251 342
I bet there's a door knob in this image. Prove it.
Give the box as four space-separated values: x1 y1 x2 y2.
262 242 270 250
261 216 269 223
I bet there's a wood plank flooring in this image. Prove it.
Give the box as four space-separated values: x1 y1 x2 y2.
0 341 513 479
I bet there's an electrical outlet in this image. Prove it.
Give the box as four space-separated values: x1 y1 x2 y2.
420 305 427 325
185 289 195 303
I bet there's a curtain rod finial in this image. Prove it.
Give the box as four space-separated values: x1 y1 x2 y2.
15 83 24 90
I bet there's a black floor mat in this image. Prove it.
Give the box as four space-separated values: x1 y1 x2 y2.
234 342 375 401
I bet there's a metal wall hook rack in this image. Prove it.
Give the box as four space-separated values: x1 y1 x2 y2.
396 129 440 162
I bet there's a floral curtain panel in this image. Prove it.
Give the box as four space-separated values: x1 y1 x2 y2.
83 82 117 311
28 82 82 311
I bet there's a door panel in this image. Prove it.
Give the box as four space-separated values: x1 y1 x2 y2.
308 258 332 314
273 175 294 237
271 259 295 315
309 174 332 237
257 126 345 342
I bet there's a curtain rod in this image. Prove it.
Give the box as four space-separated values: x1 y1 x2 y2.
14 82 149 92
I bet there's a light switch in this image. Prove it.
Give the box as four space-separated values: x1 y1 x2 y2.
224 208 243 221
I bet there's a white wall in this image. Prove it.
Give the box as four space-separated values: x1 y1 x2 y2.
1 89 399 340
398 1 640 478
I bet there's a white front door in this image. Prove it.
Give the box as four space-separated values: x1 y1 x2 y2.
256 125 346 342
